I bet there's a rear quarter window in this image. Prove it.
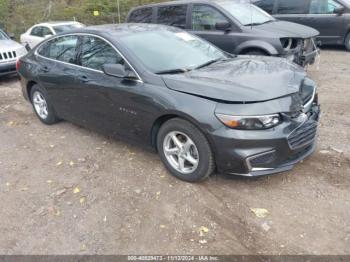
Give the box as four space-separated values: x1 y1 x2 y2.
128 7 153 23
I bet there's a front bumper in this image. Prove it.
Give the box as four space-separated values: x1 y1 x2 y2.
212 104 321 177
0 61 17 76
299 49 319 67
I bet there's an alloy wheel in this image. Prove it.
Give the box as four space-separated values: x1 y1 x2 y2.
32 91 49 119
163 131 199 174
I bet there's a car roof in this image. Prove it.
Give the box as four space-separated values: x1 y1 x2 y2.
130 0 241 8
85 23 182 37
34 21 81 27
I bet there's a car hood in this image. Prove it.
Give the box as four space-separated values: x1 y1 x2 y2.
254 20 319 38
0 39 23 50
162 56 307 103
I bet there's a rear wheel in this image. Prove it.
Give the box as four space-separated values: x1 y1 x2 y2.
157 118 215 182
30 85 59 125
345 33 350 51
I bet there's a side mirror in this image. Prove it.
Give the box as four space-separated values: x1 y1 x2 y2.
215 22 231 31
333 6 345 15
103 64 128 78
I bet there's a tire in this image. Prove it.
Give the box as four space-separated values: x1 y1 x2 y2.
345 33 350 51
244 50 267 56
157 118 215 182
30 85 59 125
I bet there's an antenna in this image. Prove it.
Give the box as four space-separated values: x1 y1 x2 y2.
250 0 253 30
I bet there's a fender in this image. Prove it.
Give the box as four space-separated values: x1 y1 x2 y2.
235 40 280 56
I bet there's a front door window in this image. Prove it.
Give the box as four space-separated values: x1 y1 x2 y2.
309 0 342 14
192 5 229 31
80 36 125 71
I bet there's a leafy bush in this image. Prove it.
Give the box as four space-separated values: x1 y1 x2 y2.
0 0 166 39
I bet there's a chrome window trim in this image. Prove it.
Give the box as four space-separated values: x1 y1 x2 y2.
34 33 143 83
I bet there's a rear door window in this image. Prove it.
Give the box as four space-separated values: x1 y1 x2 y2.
42 27 53 37
254 0 275 14
309 0 342 14
192 5 229 31
277 0 307 14
38 35 79 64
128 7 153 23
80 36 125 71
31 27 44 37
157 5 188 28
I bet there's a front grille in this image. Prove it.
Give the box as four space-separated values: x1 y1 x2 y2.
0 51 17 62
288 120 318 149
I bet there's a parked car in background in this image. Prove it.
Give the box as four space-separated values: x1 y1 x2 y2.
126 0 319 66
17 24 320 182
20 21 85 49
253 0 350 50
0 29 27 77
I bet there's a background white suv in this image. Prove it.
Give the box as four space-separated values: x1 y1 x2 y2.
0 29 27 77
20 21 85 49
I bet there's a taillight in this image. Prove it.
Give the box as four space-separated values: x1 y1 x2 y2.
16 59 21 71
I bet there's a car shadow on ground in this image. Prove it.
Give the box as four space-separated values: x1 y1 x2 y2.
0 74 19 85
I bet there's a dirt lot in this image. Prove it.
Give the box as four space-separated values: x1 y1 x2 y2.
0 49 349 255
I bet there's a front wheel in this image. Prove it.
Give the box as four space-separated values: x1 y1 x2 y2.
157 118 215 182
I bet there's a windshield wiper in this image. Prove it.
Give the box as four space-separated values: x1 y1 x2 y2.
245 20 274 26
156 68 190 75
156 57 230 74
260 20 275 25
195 58 228 70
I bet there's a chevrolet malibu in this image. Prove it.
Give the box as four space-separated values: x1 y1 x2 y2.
17 24 320 182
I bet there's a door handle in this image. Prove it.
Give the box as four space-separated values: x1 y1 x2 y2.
41 66 50 73
79 75 92 83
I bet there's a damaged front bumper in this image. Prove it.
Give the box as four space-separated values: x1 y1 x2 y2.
212 103 321 177
282 38 319 67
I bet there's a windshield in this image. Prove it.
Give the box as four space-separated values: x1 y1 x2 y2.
53 24 83 34
119 30 227 73
0 30 9 40
218 3 274 26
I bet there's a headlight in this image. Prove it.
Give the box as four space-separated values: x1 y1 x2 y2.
280 38 301 50
215 113 282 130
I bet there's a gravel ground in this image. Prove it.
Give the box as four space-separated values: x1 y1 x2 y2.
0 49 349 255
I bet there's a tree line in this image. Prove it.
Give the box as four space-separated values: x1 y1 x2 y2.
0 0 166 38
